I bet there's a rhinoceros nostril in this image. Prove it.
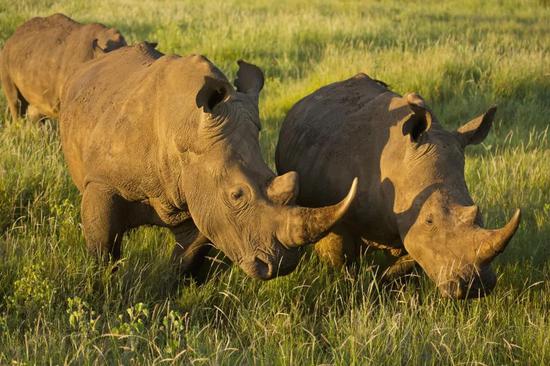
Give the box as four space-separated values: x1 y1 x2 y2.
253 256 274 279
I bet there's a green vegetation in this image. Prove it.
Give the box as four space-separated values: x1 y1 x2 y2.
0 0 548 364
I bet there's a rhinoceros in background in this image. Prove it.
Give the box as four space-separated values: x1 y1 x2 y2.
0 13 126 121
276 73 521 298
59 42 357 280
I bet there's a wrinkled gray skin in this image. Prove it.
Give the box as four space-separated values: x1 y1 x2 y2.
0 13 126 121
276 73 521 298
59 42 357 280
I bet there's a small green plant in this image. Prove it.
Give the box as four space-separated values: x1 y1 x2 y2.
112 302 150 336
160 310 188 355
66 296 99 336
109 302 151 355
8 262 54 315
0 313 7 334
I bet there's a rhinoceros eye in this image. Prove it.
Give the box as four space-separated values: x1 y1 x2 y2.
231 188 244 201
226 186 251 210
425 215 434 225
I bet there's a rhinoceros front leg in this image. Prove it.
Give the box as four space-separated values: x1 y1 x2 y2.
171 221 211 278
81 182 128 262
360 240 418 280
314 224 360 267
381 254 417 281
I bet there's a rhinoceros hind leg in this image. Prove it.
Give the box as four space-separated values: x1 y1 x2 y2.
26 105 45 123
314 224 359 267
0 72 25 120
171 221 211 278
81 182 128 262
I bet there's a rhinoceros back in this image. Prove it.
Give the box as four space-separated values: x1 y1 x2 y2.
1 13 123 118
1 14 79 115
59 43 226 203
276 73 392 207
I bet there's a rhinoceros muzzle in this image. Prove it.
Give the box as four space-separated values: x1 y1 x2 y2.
422 209 521 299
439 265 498 299
240 247 304 280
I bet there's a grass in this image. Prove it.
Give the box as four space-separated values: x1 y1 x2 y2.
0 0 548 364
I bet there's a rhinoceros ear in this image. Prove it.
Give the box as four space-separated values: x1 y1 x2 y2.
234 60 264 103
402 93 432 142
144 41 157 49
92 38 106 56
196 76 233 113
455 107 496 146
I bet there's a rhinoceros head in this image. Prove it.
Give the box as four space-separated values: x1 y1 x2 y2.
91 27 127 56
181 60 357 279
381 93 520 299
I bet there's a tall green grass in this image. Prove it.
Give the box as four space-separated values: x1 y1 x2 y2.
0 0 548 364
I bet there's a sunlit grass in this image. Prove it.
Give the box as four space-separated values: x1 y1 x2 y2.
0 0 548 364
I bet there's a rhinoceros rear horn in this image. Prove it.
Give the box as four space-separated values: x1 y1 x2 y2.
267 171 299 205
477 208 521 264
276 178 358 248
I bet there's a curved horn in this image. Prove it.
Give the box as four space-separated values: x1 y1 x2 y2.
477 209 521 264
276 178 358 248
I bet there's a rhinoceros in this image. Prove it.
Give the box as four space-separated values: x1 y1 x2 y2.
0 13 126 121
59 42 357 280
276 73 521 298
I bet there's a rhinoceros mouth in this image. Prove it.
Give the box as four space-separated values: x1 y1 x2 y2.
246 255 274 279
438 266 497 299
238 245 304 280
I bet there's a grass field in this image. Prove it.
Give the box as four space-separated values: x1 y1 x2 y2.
0 0 548 364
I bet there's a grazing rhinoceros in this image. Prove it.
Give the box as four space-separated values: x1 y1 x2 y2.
0 13 126 121
59 42 357 280
276 73 521 298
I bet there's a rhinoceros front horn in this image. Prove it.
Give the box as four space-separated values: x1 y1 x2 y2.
276 178 358 248
477 208 521 264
